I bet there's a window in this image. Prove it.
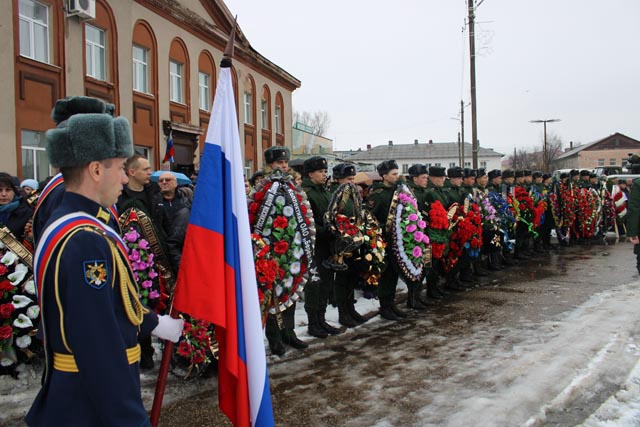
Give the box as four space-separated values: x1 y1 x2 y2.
19 0 49 63
275 106 282 134
132 45 148 93
597 159 605 166
464 162 471 167
610 158 616 165
169 60 183 103
199 72 210 111
425 163 432 168
85 24 106 80
261 100 268 130
402 164 409 174
449 162 456 168
21 130 51 181
134 145 151 165
480 161 487 168
435 163 441 167
243 92 253 125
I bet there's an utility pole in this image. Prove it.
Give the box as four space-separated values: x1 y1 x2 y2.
467 0 479 169
460 100 465 167
457 132 462 165
530 119 561 172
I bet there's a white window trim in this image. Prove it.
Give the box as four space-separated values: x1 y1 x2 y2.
275 105 282 134
199 72 210 111
169 60 184 104
132 45 149 94
261 100 269 130
19 0 50 64
243 92 253 125
85 24 106 81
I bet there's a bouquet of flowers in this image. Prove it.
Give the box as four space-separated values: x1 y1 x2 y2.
386 184 430 284
576 188 600 239
426 200 451 260
122 226 168 312
445 201 482 271
252 234 278 324
174 314 215 379
0 228 40 375
323 183 364 271
248 170 316 314
350 210 387 286
560 182 576 230
119 208 173 313
487 191 516 251
601 188 617 234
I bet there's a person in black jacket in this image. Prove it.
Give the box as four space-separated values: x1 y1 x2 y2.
157 171 192 271
0 173 33 241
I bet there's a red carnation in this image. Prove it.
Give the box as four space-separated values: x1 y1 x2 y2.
273 216 289 229
0 303 15 319
0 280 13 292
301 204 308 215
0 265 8 276
274 241 289 254
0 325 12 340
249 202 260 214
254 191 265 202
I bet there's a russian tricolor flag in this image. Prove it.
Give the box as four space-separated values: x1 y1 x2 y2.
172 50 274 426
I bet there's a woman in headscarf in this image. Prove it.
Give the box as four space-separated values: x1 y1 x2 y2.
0 172 34 240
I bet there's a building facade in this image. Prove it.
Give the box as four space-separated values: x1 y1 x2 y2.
553 133 640 170
342 140 504 175
3 0 300 181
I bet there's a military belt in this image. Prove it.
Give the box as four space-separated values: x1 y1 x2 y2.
53 344 141 372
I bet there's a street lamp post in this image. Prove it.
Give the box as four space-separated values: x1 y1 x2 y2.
530 119 561 172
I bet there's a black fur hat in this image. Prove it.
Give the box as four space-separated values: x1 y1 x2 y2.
463 168 476 178
476 168 487 178
570 169 579 177
447 167 464 178
532 171 543 179
332 163 356 179
580 169 591 177
429 166 446 177
502 169 515 179
408 164 428 177
303 156 328 174
264 146 290 164
376 160 399 176
488 169 501 180
515 170 525 178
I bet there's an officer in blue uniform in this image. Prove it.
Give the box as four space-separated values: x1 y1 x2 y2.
26 97 183 427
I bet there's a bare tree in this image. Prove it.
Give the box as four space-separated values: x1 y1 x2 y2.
293 110 331 136
537 132 564 172
509 148 538 170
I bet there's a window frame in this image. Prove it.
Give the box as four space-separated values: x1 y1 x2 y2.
198 71 210 112
132 44 149 94
243 92 253 125
169 60 184 104
261 99 268 130
85 23 106 81
275 105 282 134
18 0 50 64
21 129 52 181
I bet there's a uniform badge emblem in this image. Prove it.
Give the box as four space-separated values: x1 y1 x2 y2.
84 260 108 289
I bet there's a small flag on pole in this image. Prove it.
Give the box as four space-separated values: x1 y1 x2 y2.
172 23 275 427
163 131 175 163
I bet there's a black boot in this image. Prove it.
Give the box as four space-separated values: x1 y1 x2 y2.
415 284 430 305
338 304 358 327
427 283 444 299
379 297 402 321
488 253 503 271
318 310 342 335
282 332 309 350
406 287 427 310
391 299 409 318
266 316 286 356
306 311 328 338
348 302 367 324
269 340 286 356
474 260 490 276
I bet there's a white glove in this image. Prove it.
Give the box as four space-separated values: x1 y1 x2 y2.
151 315 184 343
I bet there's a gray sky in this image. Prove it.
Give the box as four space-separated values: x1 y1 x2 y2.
224 1 640 157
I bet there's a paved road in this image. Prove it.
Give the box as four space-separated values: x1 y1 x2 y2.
157 242 640 427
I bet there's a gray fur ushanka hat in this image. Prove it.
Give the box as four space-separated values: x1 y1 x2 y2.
46 96 133 168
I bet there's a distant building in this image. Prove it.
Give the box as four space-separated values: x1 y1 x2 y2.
553 133 640 170
292 124 333 156
2 0 300 180
342 140 504 174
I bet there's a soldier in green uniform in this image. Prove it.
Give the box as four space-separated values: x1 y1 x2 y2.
626 176 640 274
331 163 368 327
262 147 308 355
424 166 451 299
445 166 465 206
367 160 407 321
462 168 477 199
302 156 343 338
486 169 502 193
405 164 429 310
579 170 591 188
523 170 533 190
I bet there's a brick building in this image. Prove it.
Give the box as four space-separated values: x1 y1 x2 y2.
2 0 300 180
554 133 640 170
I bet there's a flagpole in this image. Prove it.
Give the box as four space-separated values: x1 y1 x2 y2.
149 305 177 427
